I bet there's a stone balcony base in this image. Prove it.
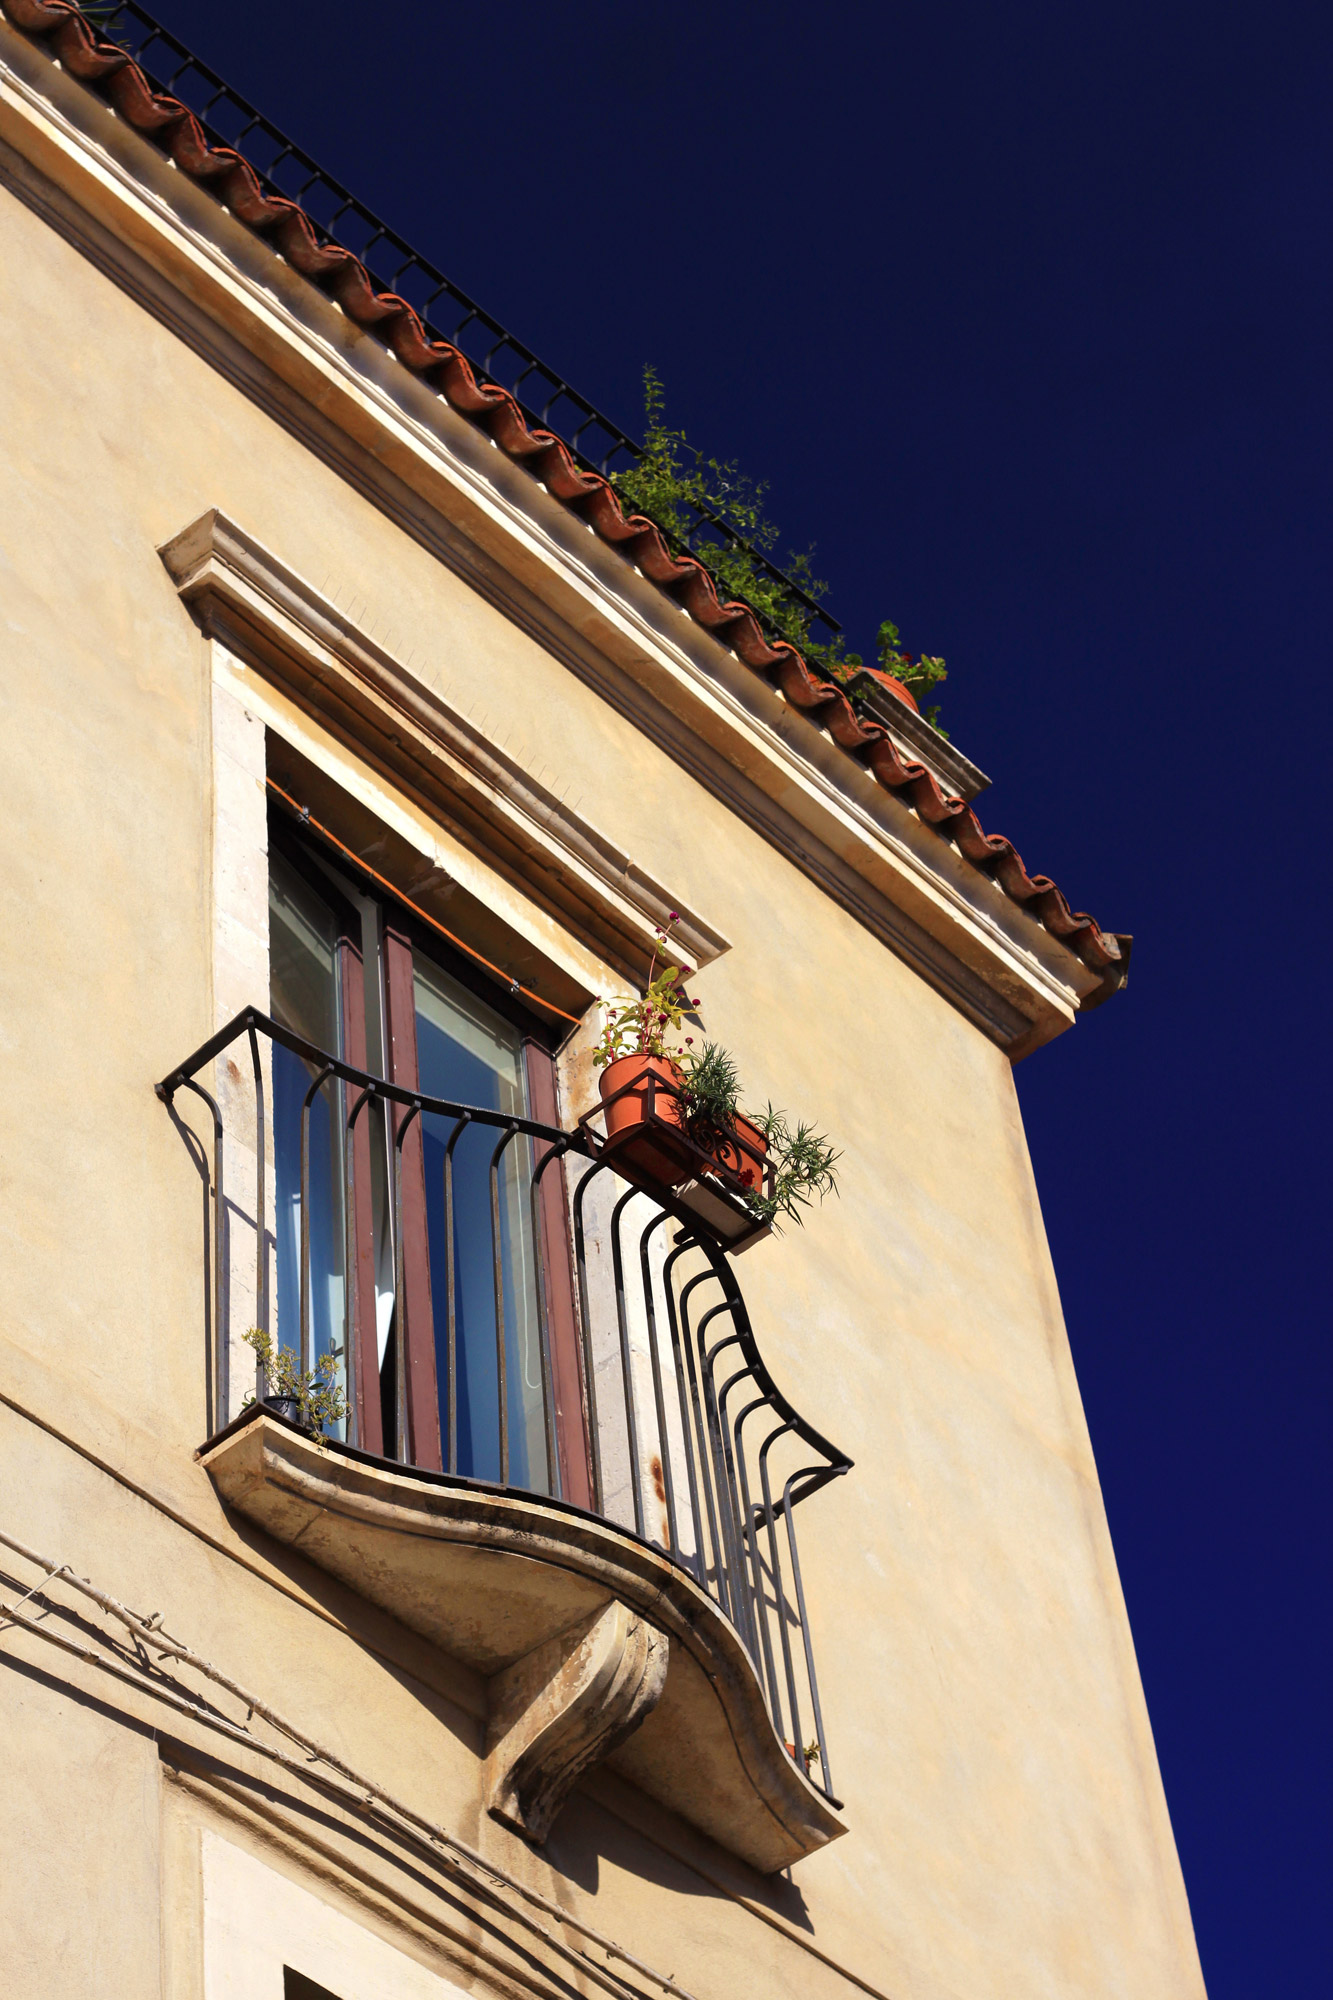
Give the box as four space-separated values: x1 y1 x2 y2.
201 1411 846 1873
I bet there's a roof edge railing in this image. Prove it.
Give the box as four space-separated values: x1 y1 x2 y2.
60 3 840 647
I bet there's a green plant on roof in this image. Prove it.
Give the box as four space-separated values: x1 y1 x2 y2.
74 7 137 55
613 367 950 733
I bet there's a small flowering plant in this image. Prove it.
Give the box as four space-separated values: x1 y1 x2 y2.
242 1326 346 1438
593 916 701 1068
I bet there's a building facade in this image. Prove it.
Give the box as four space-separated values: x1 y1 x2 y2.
0 6 1206 1997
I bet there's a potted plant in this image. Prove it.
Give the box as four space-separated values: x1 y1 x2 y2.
592 927 839 1236
741 1105 840 1232
674 1041 768 1192
242 1326 347 1439
593 920 700 1185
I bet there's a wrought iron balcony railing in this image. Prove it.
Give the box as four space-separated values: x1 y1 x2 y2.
159 1008 850 1800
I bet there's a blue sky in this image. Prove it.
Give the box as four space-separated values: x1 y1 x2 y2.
106 2 1332 1984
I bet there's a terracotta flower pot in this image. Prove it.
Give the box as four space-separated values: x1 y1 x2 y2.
865 667 919 712
598 1055 691 1187
705 1113 769 1192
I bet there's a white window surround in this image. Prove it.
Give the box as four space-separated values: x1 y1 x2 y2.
169 509 730 1007
202 1830 469 2000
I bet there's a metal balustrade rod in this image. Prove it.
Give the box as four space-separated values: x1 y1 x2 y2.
571 1161 608 1517
716 1362 766 1662
757 1421 805 1768
609 1188 646 1540
675 1275 730 1605
443 1112 471 1477
391 1101 422 1462
488 1125 519 1489
345 1083 378 1451
637 1214 681 1560
530 1140 572 1503
699 1318 752 1635
172 1075 226 1432
783 1465 846 1800
732 1397 786 1721
247 1019 269 1391
660 1245 708 1585
299 1064 333 1383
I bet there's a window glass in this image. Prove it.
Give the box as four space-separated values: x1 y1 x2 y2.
270 857 339 1052
268 851 346 1428
413 955 547 1491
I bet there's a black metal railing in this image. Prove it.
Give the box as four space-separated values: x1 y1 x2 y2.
159 1008 850 1797
62 3 839 648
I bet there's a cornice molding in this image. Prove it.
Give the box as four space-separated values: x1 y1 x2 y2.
1 29 1104 1052
160 508 729 990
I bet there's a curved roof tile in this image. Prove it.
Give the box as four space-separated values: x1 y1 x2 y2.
3 0 1129 1001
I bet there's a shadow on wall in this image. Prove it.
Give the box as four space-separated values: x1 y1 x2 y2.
544 1781 817 1932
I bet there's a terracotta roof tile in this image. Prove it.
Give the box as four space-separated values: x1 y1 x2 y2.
3 0 1129 1003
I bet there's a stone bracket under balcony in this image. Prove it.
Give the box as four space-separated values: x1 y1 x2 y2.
485 1599 669 1844
201 1411 847 1874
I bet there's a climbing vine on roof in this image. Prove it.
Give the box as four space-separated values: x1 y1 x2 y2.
613 369 950 731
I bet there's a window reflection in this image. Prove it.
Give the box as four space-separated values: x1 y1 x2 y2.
268 853 347 1435
413 957 547 1491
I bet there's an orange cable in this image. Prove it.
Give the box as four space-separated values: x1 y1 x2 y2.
265 780 581 1024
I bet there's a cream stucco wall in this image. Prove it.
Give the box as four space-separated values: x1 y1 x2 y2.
0 129 1202 2000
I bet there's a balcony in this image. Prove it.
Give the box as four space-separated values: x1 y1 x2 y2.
160 1009 850 1872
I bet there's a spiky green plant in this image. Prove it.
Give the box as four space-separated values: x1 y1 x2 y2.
613 369 949 731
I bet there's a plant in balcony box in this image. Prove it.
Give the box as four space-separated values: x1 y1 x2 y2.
594 922 840 1229
675 1044 839 1228
242 1326 346 1439
677 1042 769 1192
740 1105 840 1233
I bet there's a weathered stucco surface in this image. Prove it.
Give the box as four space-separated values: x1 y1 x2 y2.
0 128 1203 2000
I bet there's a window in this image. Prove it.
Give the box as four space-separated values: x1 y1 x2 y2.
285 1973 345 2000
267 812 577 1496
269 847 351 1437
413 956 546 1490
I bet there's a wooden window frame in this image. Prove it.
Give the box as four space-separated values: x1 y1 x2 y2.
271 810 593 1501
268 822 383 1455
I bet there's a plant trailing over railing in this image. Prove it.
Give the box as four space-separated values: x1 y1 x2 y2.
243 1326 347 1437
593 920 840 1234
746 1103 841 1232
613 369 950 732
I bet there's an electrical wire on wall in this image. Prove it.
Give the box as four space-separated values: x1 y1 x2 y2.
266 779 583 1027
0 1526 695 2000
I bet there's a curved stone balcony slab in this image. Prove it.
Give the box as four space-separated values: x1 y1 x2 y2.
202 1411 847 1873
